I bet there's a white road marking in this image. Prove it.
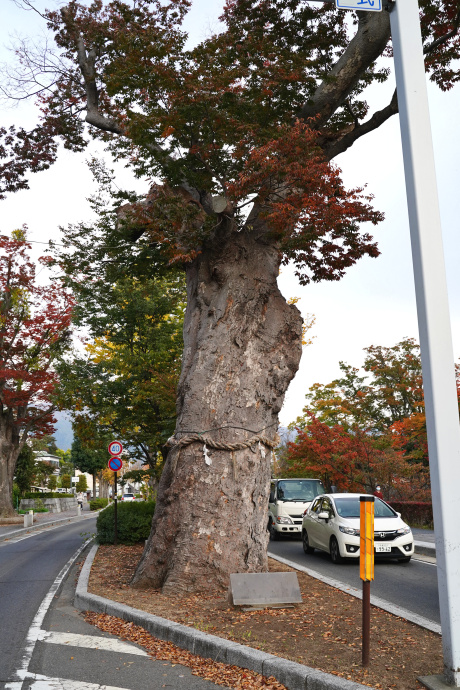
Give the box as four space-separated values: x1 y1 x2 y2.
4 540 92 689
7 671 128 689
268 551 442 634
37 631 148 656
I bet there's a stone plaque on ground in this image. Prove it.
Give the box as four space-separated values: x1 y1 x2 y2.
229 572 302 606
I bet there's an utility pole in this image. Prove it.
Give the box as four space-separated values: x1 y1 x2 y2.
388 2 460 686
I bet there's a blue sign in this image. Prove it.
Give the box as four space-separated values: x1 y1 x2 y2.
336 0 382 11
108 456 123 472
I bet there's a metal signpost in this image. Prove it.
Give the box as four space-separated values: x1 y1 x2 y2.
360 496 374 666
108 442 123 546
331 0 460 685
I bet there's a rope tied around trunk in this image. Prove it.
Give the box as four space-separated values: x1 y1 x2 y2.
166 433 277 452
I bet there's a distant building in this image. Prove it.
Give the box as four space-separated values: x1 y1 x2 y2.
34 451 60 474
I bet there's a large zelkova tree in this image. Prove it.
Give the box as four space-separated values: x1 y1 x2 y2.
0 231 73 515
2 1 460 592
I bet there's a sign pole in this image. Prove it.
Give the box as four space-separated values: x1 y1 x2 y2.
388 2 460 685
114 471 118 545
360 496 374 667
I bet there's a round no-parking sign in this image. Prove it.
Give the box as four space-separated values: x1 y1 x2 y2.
108 440 123 456
108 456 123 472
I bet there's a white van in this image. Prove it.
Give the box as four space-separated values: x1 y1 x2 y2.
268 478 325 540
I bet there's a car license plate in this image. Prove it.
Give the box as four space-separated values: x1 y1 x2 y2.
375 543 392 553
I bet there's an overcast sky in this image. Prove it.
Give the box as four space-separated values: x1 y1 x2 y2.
2 0 460 429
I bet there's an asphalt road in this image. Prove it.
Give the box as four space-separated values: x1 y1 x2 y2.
268 537 441 625
0 519 229 690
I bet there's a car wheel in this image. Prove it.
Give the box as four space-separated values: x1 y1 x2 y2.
302 530 315 554
269 521 280 541
398 556 411 563
330 536 343 564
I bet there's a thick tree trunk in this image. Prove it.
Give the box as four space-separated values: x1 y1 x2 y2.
132 218 303 594
0 411 22 517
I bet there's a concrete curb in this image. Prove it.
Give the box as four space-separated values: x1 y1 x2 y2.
268 553 441 635
414 540 436 558
0 512 96 543
75 544 374 690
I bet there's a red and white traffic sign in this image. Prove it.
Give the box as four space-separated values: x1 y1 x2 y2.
108 440 123 456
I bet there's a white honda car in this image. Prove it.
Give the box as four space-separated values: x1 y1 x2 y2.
301 493 414 564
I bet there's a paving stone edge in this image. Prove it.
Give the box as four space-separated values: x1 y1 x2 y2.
75 544 374 690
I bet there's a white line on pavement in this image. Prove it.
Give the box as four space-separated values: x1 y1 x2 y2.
268 551 441 635
37 631 148 656
8 671 128 689
4 539 92 689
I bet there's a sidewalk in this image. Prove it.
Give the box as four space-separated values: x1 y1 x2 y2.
0 504 95 542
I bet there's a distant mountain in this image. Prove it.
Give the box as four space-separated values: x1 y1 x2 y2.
53 411 73 451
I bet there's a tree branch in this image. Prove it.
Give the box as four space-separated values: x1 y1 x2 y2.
323 89 398 160
299 10 391 127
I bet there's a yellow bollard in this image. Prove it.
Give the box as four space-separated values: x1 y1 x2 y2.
360 496 374 666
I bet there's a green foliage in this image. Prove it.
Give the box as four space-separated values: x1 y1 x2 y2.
56 448 73 475
15 445 35 495
292 338 424 434
70 435 107 478
48 475 57 491
12 482 20 509
96 501 155 545
30 436 59 455
58 243 185 470
90 497 109 511
76 475 88 492
24 492 70 499
61 474 71 489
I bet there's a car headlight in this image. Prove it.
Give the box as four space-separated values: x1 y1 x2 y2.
276 516 293 524
396 526 411 535
339 526 360 536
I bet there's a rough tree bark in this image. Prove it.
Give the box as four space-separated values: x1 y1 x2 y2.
132 216 302 593
0 411 24 516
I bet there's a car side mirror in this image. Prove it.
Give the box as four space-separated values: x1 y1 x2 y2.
269 492 275 503
318 511 330 520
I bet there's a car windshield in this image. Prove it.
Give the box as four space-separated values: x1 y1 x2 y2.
277 480 325 502
334 497 397 519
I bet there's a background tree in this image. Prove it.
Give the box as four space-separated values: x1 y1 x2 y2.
293 338 424 433
75 475 88 493
70 435 106 498
2 1 460 590
47 475 57 491
284 338 442 500
15 444 35 496
61 474 71 490
0 230 73 515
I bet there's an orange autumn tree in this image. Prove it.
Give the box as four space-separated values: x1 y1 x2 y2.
284 413 430 501
2 1 460 592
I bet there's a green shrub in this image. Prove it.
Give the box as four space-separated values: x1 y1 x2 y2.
89 498 109 511
96 501 155 545
24 492 68 499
